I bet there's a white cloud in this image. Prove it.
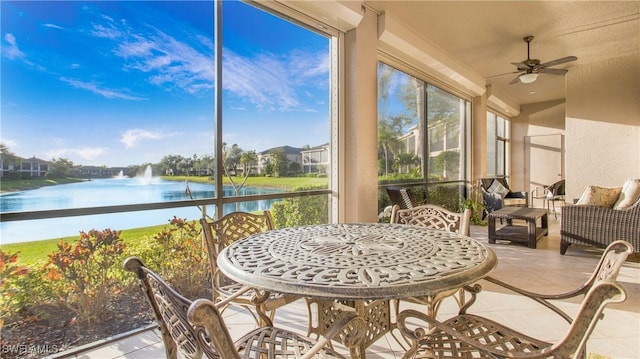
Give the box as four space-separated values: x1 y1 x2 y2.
3 33 25 60
46 147 107 161
103 20 214 95
91 23 122 40
223 49 328 112
60 77 146 100
120 129 170 148
1 138 19 149
43 23 64 30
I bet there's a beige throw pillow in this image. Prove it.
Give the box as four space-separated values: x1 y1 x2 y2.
487 179 510 198
576 185 622 208
613 178 640 209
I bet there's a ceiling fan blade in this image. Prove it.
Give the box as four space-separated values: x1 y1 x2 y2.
539 67 568 75
486 70 521 79
508 75 522 85
539 56 577 68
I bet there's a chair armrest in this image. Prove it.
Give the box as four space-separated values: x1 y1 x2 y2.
483 276 579 324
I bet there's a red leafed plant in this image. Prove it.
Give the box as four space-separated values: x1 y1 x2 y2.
0 250 30 331
46 229 126 324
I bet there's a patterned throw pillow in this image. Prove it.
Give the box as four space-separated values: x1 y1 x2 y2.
576 185 622 208
487 179 510 198
613 178 640 209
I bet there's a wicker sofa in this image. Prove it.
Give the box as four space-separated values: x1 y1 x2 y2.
560 195 640 255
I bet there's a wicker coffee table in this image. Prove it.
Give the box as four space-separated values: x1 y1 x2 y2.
488 207 548 249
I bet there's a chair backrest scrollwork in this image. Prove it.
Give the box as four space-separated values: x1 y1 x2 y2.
391 204 471 236
123 257 219 359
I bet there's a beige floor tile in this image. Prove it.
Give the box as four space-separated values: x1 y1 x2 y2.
74 329 161 359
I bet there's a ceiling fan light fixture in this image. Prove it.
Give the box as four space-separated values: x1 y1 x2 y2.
519 73 539 83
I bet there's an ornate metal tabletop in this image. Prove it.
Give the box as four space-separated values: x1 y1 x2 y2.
217 223 497 300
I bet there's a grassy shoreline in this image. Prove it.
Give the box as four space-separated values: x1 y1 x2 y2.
0 175 328 193
0 177 87 193
1 224 168 266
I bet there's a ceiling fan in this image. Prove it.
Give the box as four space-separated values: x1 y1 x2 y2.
505 35 577 84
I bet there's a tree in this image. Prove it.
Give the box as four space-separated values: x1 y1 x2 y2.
196 154 214 176
377 64 422 177
240 151 257 176
221 144 253 209
159 155 186 176
433 150 460 180
270 148 288 177
0 144 20 169
224 144 243 176
48 158 74 178
393 152 419 174
378 116 407 177
288 161 301 175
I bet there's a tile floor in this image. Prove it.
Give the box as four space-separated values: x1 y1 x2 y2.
51 217 640 359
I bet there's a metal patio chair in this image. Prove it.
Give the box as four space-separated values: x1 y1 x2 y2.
397 240 633 359
124 256 364 359
201 211 298 326
391 204 472 317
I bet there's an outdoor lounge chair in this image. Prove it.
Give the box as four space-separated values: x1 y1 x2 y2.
478 177 528 219
397 240 633 359
124 256 364 359
386 186 421 209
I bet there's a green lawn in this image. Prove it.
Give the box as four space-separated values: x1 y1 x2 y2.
1 224 168 266
0 177 86 193
164 175 328 189
0 175 327 193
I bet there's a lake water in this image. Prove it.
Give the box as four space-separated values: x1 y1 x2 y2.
0 177 282 244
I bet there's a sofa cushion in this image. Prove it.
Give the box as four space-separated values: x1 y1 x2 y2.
576 185 622 208
487 179 510 198
613 178 640 209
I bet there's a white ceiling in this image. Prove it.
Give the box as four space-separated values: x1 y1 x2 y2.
364 0 640 108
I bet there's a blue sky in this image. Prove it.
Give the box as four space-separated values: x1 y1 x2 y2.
1 1 330 167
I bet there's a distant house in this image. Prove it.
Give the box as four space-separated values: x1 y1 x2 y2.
301 143 329 174
256 145 303 175
71 166 126 178
0 156 51 178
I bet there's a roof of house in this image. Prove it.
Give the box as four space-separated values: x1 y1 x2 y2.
259 145 303 155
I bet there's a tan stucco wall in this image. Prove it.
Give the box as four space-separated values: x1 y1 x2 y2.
511 100 566 198
565 54 640 201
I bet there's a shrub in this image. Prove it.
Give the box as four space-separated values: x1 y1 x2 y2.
271 185 328 228
460 198 486 225
4 170 20 179
45 229 126 324
0 250 30 330
130 216 209 299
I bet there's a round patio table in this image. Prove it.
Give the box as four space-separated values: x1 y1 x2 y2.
217 223 497 358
